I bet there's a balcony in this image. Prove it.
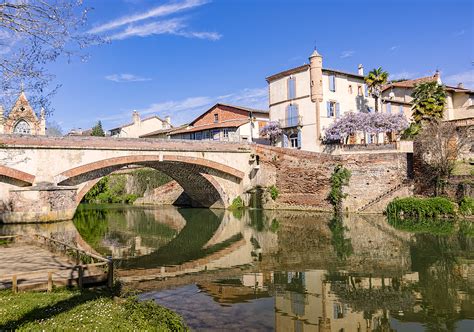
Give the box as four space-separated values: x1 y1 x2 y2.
279 116 303 128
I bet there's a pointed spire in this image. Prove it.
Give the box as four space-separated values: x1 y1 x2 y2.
310 47 321 58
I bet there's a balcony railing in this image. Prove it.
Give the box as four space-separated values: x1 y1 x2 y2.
279 116 303 128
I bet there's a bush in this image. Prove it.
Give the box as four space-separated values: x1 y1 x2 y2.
386 197 456 219
459 196 474 216
230 196 244 210
388 216 455 235
268 185 279 200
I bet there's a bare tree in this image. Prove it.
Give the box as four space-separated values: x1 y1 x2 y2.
0 0 98 114
415 120 472 195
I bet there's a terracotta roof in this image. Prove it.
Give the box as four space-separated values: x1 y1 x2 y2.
382 75 437 91
215 103 269 114
265 65 364 82
169 119 249 135
109 115 168 131
139 125 186 138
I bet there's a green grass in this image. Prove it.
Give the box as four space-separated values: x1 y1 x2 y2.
452 160 474 176
0 288 187 331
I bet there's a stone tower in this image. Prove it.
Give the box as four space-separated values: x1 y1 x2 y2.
309 49 323 144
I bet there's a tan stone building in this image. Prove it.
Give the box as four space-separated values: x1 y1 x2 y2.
0 92 45 135
109 110 172 138
266 49 375 151
381 71 474 121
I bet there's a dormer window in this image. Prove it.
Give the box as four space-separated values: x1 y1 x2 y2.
214 114 219 123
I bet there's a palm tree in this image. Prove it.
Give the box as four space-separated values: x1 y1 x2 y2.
365 67 389 112
411 81 447 124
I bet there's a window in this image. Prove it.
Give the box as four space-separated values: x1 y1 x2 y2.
386 102 392 114
203 131 210 139
13 120 30 134
329 75 336 92
357 85 363 96
364 84 369 97
399 105 404 114
289 133 298 148
214 114 218 123
326 101 340 118
195 132 202 140
287 77 296 99
223 128 229 138
348 85 353 94
286 104 299 127
212 130 220 140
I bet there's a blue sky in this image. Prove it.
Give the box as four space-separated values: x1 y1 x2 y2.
46 0 473 132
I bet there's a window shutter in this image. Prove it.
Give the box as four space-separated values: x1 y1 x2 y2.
386 103 391 114
326 101 331 117
283 133 288 147
288 77 296 99
364 84 368 97
329 75 335 92
297 130 302 148
399 105 403 114
336 103 341 118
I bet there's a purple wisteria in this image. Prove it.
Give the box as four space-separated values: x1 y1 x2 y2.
260 121 282 145
324 112 409 142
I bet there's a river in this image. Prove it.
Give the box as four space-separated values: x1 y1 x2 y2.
1 204 473 331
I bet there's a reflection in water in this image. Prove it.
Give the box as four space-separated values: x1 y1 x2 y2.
1 205 472 331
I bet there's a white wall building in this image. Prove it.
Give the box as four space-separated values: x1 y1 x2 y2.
266 49 375 151
109 111 172 138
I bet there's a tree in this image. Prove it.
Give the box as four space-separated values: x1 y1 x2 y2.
411 81 447 124
324 112 409 143
91 121 105 137
260 121 282 145
415 120 472 195
0 1 97 113
46 121 63 136
365 67 389 112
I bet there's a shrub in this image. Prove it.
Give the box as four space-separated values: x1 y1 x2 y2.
230 196 244 210
459 196 474 216
386 197 456 219
388 216 455 235
328 165 351 215
268 185 279 200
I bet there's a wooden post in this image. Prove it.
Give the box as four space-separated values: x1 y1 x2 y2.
107 259 114 288
47 272 53 292
76 249 80 264
78 266 83 289
12 275 17 294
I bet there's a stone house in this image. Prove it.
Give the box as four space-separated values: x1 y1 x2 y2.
167 103 269 143
381 71 474 121
266 49 376 152
109 111 172 138
0 92 45 135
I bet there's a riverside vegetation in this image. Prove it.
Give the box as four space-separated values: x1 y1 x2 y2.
0 288 187 331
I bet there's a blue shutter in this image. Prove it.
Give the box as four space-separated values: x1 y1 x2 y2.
386 103 391 114
326 101 331 117
364 84 368 97
336 103 341 118
283 133 289 147
329 75 335 92
288 77 296 99
297 130 302 148
399 105 403 114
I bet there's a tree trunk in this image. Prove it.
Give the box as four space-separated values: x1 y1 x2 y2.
374 96 379 112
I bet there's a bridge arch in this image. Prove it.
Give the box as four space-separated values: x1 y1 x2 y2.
0 165 35 187
56 155 244 208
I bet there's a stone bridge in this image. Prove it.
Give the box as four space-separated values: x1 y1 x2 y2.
0 135 259 223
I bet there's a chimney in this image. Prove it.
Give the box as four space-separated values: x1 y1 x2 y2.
434 70 442 84
457 82 464 89
165 115 171 125
358 64 364 76
132 110 140 125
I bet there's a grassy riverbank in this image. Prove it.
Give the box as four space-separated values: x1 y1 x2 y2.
0 288 187 331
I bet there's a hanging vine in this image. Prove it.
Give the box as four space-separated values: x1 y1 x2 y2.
328 165 351 215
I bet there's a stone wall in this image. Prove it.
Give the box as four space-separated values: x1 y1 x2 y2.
254 145 411 213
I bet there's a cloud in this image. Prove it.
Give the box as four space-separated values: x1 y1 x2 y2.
340 50 355 59
89 0 208 34
88 0 220 41
453 30 465 37
390 45 399 51
98 87 268 128
105 73 152 82
390 71 419 81
444 69 474 88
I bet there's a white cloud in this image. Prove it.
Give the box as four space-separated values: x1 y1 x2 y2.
444 69 474 88
390 45 399 51
105 73 152 82
453 30 465 37
98 87 268 128
340 50 355 58
89 0 208 34
390 71 419 81
88 0 220 42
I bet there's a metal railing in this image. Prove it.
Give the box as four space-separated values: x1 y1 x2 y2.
279 116 303 128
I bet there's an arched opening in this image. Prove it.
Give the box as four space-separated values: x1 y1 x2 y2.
57 155 243 210
0 165 34 187
13 120 31 134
